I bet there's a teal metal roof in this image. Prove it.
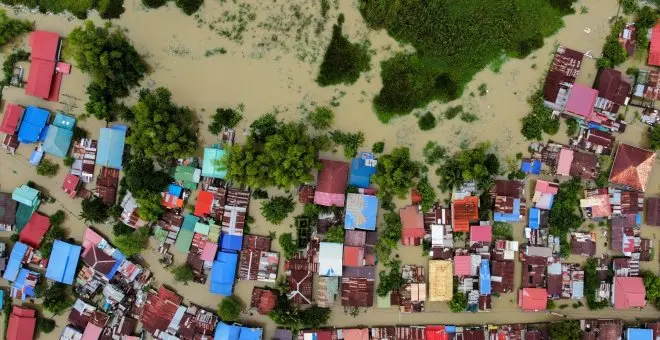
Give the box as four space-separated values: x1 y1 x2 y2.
12 185 39 208
182 214 199 231
42 125 73 157
52 113 75 130
202 147 227 179
96 127 126 170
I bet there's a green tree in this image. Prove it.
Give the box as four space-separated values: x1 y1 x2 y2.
96 0 126 19
620 0 638 14
278 233 298 259
449 292 467 312
143 0 167 8
601 38 627 67
39 224 66 258
261 196 295 224
124 157 171 198
549 320 582 340
209 108 243 135
136 192 164 222
566 118 579 136
63 156 75 167
42 283 74 315
38 318 56 333
172 264 195 284
374 211 403 263
300 305 331 328
372 147 420 198
80 197 109 223
114 226 150 256
317 15 370 86
649 125 660 150
308 106 334 130
423 141 448 165
113 222 134 237
584 258 610 309
218 296 243 322
548 179 583 236
377 260 405 297
175 0 204 15
416 176 436 212
637 6 658 29
325 225 345 243
128 88 198 161
330 130 365 159
0 10 33 48
642 271 660 308
49 210 65 227
36 159 59 177
418 112 437 131
372 141 385 153
436 143 499 192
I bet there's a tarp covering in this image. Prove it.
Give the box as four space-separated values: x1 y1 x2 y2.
17 106 49 144
479 259 491 295
3 242 28 282
210 251 238 296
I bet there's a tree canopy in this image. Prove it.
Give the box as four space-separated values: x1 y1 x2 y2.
549 320 582 340
449 292 468 312
325 225 345 243
114 226 150 256
209 108 243 135
278 233 298 259
123 157 171 199
172 264 195 284
372 147 420 198
80 197 109 223
307 106 335 130
0 10 33 48
642 271 660 308
41 283 74 315
36 159 59 177
260 196 295 224
218 296 243 322
136 192 164 222
127 87 198 161
317 15 371 86
649 124 660 150
377 260 405 297
436 142 499 192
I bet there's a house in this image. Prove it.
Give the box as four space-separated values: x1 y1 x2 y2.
452 196 479 232
202 146 226 179
491 260 515 293
314 159 349 207
519 288 547 311
176 305 219 339
119 191 147 229
619 22 637 56
82 246 116 277
317 276 339 308
194 191 214 217
400 205 425 246
176 214 198 253
611 214 636 254
494 196 525 222
429 260 453 302
12 185 39 212
140 287 182 337
62 174 80 198
344 193 378 231
2 133 19 154
543 46 583 109
649 21 660 66
341 266 375 307
319 242 343 276
430 224 453 259
613 276 645 309
572 128 615 155
287 269 313 304
453 255 471 277
647 197 660 226
2 242 27 282
238 235 279 282
609 188 644 215
174 165 201 190
17 106 49 144
533 180 559 210
214 322 262 340
10 268 39 300
479 259 491 295
96 167 119 205
96 126 126 170
570 232 596 256
557 148 600 180
19 212 50 248
349 152 377 188
25 31 63 100
581 319 623 340
6 306 36 340
162 185 184 210
493 180 524 198
521 158 542 175
609 143 656 192
0 192 17 231
470 225 492 245
581 189 612 220
564 83 598 121
298 185 315 204
42 113 75 158
45 240 81 284
0 103 23 135
341 329 369 340
627 328 653 340
70 138 97 183
221 187 250 251
250 287 277 315
595 69 631 114
273 329 293 340
210 251 238 296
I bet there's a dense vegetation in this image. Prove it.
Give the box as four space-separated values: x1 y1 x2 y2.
1 49 30 86
0 0 124 19
317 15 370 86
374 211 403 265
330 130 364 158
449 292 467 312
584 258 609 310
66 22 146 121
642 271 660 308
36 158 59 177
172 264 195 284
649 124 660 150
269 292 331 330
128 87 198 162
114 226 150 256
123 157 171 199
218 296 242 322
260 196 295 224
142 0 204 15
39 211 67 258
359 0 571 121
376 259 405 297
597 19 628 69
521 89 560 140
209 108 242 135
436 142 499 192
549 320 582 340
278 233 298 259
39 282 74 315
80 197 109 223
548 179 583 258
0 10 32 48
307 106 334 130
325 225 345 243
416 176 436 212
372 147 420 198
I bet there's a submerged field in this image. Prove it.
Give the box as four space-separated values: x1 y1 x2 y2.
1 0 659 338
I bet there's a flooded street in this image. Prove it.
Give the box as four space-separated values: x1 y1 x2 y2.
1 0 660 338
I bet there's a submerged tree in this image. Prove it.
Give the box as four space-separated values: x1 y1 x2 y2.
218 296 243 322
372 147 421 198
317 14 371 86
80 197 109 223
0 10 33 48
260 196 295 224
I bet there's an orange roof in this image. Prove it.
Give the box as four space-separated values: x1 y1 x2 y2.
452 196 479 232
194 191 214 217
343 246 363 267
649 21 660 66
609 144 656 192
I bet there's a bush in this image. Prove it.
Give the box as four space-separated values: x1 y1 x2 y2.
209 108 243 134
252 189 269 200
492 222 513 240
38 318 56 333
330 130 365 158
172 264 195 284
0 10 33 48
449 292 467 312
278 233 298 259
36 159 59 177
325 225 344 243
443 106 463 120
218 296 242 322
175 0 204 15
521 88 560 140
142 0 167 8
377 260 405 297
416 176 436 212
372 141 385 153
566 118 579 136
308 106 334 130
620 0 638 14
96 0 125 19
49 210 65 227
460 111 479 123
62 156 75 167
317 15 370 86
423 141 448 165
261 196 295 224
372 147 420 198
417 112 436 131
42 283 74 315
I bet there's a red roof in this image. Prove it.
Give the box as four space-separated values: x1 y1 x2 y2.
519 288 548 311
609 144 656 192
454 255 471 276
649 21 660 66
647 197 660 226
26 58 56 99
194 191 214 217
82 246 116 275
7 306 36 340
140 287 182 336
400 206 425 246
452 196 479 232
343 246 363 267
470 225 492 243
597 69 631 109
614 276 646 309
29 31 60 61
62 174 80 198
543 47 584 103
19 212 51 248
0 104 23 134
316 159 349 195
425 326 449 340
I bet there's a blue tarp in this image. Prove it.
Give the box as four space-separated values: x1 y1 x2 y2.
106 251 126 279
210 251 238 296
636 212 642 226
12 268 38 300
182 214 199 231
17 106 49 144
3 242 28 282
42 125 73 157
494 198 521 222
45 240 81 284
0 290 3 308
239 327 263 340
528 208 540 230
214 323 263 340
221 233 243 252
344 193 378 231
521 159 541 175
479 259 491 295
168 184 183 197
29 150 44 165
627 328 652 340
96 127 126 169
348 152 377 188
445 326 456 333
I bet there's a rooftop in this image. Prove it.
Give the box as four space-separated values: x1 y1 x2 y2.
314 159 349 207
609 143 656 192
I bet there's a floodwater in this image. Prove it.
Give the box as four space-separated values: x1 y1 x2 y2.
1 0 659 338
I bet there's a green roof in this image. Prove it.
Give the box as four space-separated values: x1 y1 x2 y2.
202 147 227 179
175 228 194 253
12 185 39 209
376 291 391 308
15 203 34 232
182 214 199 231
174 165 201 189
154 225 167 244
194 222 210 235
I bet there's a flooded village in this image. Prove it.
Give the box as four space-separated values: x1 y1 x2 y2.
0 0 660 339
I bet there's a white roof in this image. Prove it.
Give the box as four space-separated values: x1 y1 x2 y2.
318 242 343 277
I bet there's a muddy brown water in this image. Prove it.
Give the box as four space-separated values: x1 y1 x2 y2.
1 0 659 338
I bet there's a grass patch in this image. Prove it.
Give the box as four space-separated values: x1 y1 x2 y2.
317 14 371 86
360 0 572 121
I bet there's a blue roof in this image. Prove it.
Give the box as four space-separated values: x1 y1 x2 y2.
221 233 243 252
344 193 378 231
168 184 183 197
627 328 652 340
106 251 126 279
182 214 199 231
0 290 3 308
52 113 75 130
528 208 540 230
28 150 44 165
494 198 521 222
45 240 81 284
445 326 456 333
210 251 238 296
202 147 227 179
17 106 49 144
42 125 73 157
96 127 126 170
12 268 38 300
3 242 28 282
348 152 377 188
239 327 263 340
521 159 542 175
214 322 263 340
479 259 491 295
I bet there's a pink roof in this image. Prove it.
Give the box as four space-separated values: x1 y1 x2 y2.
82 323 103 340
470 225 492 243
614 277 646 309
649 21 660 66
25 58 56 99
200 242 218 261
62 174 80 198
343 328 369 340
565 83 598 118
519 288 548 311
454 255 471 276
19 213 51 248
314 159 349 204
556 149 574 176
29 31 60 61
535 180 558 195
83 228 104 250
313 192 345 208
0 104 23 134
590 194 611 218
56 62 71 74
